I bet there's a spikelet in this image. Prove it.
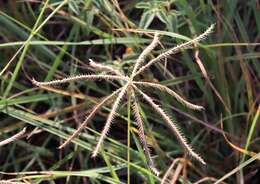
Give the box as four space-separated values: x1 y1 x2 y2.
131 33 159 77
89 59 123 76
134 85 205 165
132 93 160 176
134 24 215 76
92 83 129 157
134 81 204 111
32 74 129 86
59 88 123 149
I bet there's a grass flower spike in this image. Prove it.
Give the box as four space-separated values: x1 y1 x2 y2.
33 24 214 175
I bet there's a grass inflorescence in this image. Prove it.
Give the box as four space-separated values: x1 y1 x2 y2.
0 1 259 183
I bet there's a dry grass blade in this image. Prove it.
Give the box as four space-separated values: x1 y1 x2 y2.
134 24 215 76
32 74 129 86
0 128 26 147
134 81 204 110
92 83 129 157
132 93 159 176
0 180 27 184
59 87 123 149
194 50 231 113
169 162 183 184
131 33 159 76
134 86 205 164
89 59 123 76
160 159 180 184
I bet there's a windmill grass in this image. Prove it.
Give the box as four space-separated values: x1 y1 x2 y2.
32 24 214 175
1 1 259 183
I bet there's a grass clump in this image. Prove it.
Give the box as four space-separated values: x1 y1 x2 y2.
0 1 259 183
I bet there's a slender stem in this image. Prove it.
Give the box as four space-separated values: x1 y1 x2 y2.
3 0 50 97
240 105 260 181
127 91 132 184
4 0 69 97
243 105 260 160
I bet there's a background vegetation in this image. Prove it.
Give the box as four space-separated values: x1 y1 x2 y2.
0 0 259 183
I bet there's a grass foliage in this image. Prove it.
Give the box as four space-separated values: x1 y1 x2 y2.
0 0 259 183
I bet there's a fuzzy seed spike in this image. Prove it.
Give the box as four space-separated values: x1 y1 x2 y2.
131 33 160 77
134 86 205 165
134 24 215 76
92 83 129 157
89 59 123 76
32 74 129 86
132 93 160 176
59 88 123 149
134 81 204 111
